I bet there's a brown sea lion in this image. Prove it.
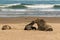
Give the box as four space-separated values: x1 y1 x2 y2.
24 21 36 30
2 25 11 30
34 18 53 31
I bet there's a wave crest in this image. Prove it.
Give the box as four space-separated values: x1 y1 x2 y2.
0 3 21 8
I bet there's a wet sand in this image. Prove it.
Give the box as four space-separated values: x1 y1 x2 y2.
0 17 60 40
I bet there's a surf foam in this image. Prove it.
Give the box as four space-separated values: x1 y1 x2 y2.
24 4 54 8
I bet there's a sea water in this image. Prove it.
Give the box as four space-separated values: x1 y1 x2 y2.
0 0 60 17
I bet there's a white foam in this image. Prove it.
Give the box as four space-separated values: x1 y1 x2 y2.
24 4 54 8
40 9 60 11
1 9 27 11
5 3 21 7
0 3 21 8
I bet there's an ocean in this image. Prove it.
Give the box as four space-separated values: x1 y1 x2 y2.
0 1 60 4
0 1 60 17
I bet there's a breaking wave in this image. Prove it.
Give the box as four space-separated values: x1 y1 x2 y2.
0 3 60 11
0 3 60 8
0 3 21 8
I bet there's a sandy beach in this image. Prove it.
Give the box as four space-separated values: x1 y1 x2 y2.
0 17 60 40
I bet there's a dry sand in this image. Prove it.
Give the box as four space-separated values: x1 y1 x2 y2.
0 17 60 40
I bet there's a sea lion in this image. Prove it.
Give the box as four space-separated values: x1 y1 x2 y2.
34 18 53 31
24 21 36 30
2 25 11 30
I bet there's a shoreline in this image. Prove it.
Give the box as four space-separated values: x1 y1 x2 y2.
0 17 60 23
